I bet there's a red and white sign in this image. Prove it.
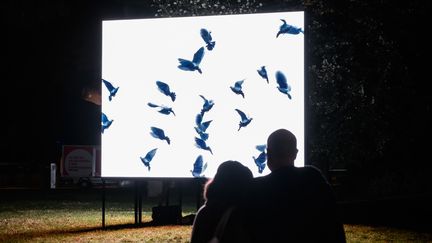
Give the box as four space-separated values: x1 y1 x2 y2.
61 145 101 177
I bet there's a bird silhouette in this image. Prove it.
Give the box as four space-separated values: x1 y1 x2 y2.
200 28 216 51
255 144 267 153
230 79 245 98
253 151 267 173
276 19 304 38
101 112 113 134
195 137 213 155
235 109 253 131
199 95 214 115
148 102 176 116
150 126 170 144
275 71 292 99
102 79 119 101
194 127 209 141
178 47 205 74
195 113 212 133
156 81 176 102
191 155 207 177
257 66 269 83
140 148 157 171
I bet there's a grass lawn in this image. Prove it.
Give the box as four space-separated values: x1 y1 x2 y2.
1 188 431 242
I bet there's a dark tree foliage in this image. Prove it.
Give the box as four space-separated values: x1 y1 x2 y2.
302 0 431 197
302 0 430 197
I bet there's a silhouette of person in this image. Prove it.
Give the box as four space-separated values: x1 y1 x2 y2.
244 129 346 243
190 160 253 243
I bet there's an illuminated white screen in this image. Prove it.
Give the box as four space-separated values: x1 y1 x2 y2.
101 11 304 178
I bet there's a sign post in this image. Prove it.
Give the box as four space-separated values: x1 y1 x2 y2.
50 163 56 189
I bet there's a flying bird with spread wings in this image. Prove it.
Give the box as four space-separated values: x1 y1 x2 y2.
156 81 176 102
200 28 216 51
101 112 113 134
277 19 304 38
194 127 209 141
275 71 292 99
150 126 171 145
147 102 176 116
253 151 267 174
194 113 212 141
140 148 157 171
195 137 213 155
191 155 207 177
102 79 119 101
178 47 205 74
230 79 245 98
257 66 269 83
199 95 214 115
255 144 267 153
253 144 267 173
195 113 212 133
235 109 253 131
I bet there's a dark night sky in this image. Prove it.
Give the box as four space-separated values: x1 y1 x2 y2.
3 0 432 192
4 1 157 165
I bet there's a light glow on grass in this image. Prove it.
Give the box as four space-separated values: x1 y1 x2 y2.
1 208 432 242
1 190 431 243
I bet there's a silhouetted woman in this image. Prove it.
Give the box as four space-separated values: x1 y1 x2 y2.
190 160 253 243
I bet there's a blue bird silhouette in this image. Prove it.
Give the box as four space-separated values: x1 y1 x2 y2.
140 148 157 171
195 137 213 155
156 81 176 102
150 127 170 145
199 95 214 115
235 109 253 131
275 71 292 99
255 144 267 153
101 112 113 134
194 114 211 140
102 79 119 101
253 151 267 173
148 102 176 116
194 127 209 141
257 66 269 83
230 79 245 98
191 155 207 177
195 113 212 132
200 28 216 51
178 47 205 74
277 19 304 38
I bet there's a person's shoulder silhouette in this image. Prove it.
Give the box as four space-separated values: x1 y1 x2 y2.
244 129 346 243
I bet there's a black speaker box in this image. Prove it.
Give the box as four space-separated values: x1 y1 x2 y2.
151 205 182 225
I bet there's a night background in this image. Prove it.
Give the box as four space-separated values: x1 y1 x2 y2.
2 0 432 236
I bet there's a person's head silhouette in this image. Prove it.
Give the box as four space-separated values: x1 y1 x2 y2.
204 160 253 204
267 129 298 171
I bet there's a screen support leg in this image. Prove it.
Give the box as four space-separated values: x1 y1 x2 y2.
178 180 183 212
102 179 106 229
138 180 142 224
134 181 138 225
196 179 201 211
165 180 170 206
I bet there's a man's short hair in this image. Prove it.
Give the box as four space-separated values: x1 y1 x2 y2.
267 129 297 159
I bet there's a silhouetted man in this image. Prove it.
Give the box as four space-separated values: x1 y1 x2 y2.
246 129 346 243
